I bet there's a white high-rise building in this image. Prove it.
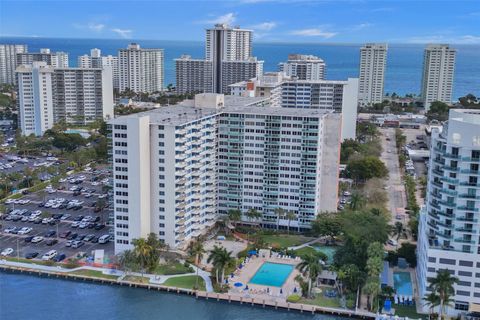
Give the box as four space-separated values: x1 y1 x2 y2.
421 44 456 110
16 62 55 136
78 48 119 89
0 44 28 84
16 62 113 136
118 43 164 93
417 109 480 316
176 24 262 94
229 75 359 141
358 43 387 106
110 94 341 253
279 54 326 81
17 49 69 68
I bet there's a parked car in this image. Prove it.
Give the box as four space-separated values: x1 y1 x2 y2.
66 233 78 240
46 239 58 246
59 231 71 238
1 248 14 256
387 239 398 246
31 236 44 243
41 250 57 260
44 230 56 238
71 241 84 249
24 236 34 243
53 253 66 262
25 252 39 259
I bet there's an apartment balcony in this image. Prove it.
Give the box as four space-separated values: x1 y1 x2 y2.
435 231 453 239
427 220 439 230
461 156 480 162
175 226 186 233
440 177 459 184
459 182 480 188
439 188 457 196
460 169 480 174
454 238 474 244
438 200 456 208
176 210 185 218
432 158 445 165
429 201 441 209
436 210 454 219
458 194 480 200
455 216 477 222
443 153 460 159
432 169 444 176
432 180 443 188
457 206 479 212
443 166 460 172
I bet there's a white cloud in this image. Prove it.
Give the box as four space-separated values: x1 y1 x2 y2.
88 23 105 32
248 22 277 31
204 13 236 25
290 28 337 38
352 22 373 31
111 28 133 39
406 34 480 44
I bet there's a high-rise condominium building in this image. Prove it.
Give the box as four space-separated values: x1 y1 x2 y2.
78 48 119 89
118 43 164 93
279 54 326 81
0 44 28 84
229 74 359 141
417 109 480 316
175 24 263 94
421 44 456 110
358 43 387 107
16 62 114 136
17 48 69 68
110 94 341 253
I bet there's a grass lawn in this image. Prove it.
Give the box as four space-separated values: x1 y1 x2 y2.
123 275 150 284
70 269 119 280
300 294 341 308
154 262 194 275
260 234 315 248
394 305 426 319
4 257 57 266
292 246 317 257
163 275 206 291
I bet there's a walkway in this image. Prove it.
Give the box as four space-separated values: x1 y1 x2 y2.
287 237 322 250
0 259 214 292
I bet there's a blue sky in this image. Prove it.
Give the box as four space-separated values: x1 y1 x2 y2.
1 0 479 43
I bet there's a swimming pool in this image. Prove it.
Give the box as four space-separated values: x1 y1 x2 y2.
249 262 294 287
312 245 338 264
393 272 413 296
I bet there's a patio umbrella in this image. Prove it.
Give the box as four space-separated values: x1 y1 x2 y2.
293 287 297 293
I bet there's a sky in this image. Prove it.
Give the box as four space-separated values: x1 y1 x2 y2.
0 0 479 44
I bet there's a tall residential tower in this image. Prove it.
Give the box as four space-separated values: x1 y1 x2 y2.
358 43 387 107
0 44 28 84
421 44 456 110
279 54 326 81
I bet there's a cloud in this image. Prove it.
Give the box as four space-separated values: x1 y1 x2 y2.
88 23 105 32
406 34 480 44
111 28 133 39
248 22 277 31
290 28 337 38
351 23 373 31
204 13 236 25
371 7 395 13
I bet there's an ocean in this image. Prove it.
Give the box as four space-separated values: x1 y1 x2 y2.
1 37 479 99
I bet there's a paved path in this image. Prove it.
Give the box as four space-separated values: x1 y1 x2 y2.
0 259 213 292
288 238 322 250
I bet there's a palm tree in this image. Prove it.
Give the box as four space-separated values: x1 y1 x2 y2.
245 208 262 226
296 253 322 298
285 210 296 234
364 277 381 312
188 240 205 266
274 207 285 232
428 270 458 319
349 193 365 211
207 245 233 285
423 291 440 318
227 209 242 230
118 249 137 275
132 238 153 277
392 222 403 241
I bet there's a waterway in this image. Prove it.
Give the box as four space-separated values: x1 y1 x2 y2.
0 272 346 320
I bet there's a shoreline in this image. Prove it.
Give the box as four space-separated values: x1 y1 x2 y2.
0 263 374 319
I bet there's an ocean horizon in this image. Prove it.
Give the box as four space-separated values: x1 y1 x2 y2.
2 36 479 99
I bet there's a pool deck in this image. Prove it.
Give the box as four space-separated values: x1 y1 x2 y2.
228 253 301 302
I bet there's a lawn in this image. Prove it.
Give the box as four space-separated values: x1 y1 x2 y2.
394 304 426 319
163 275 206 291
292 246 317 257
4 257 57 266
70 269 119 280
123 275 150 284
260 234 315 248
300 294 341 308
154 262 194 275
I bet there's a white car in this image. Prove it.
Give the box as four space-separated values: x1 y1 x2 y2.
79 222 88 229
343 191 351 196
59 178 67 183
42 250 57 260
4 227 17 234
5 199 15 204
47 188 57 194
1 248 14 256
60 214 71 220
31 236 44 243
387 239 398 246
17 227 32 235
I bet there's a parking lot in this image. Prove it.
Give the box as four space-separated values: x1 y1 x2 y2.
0 168 114 262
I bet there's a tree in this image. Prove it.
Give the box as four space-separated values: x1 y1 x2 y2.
132 238 153 277
366 242 384 278
118 249 138 275
227 209 242 227
357 122 379 142
311 212 342 241
274 207 285 231
207 245 233 285
245 208 261 225
188 240 206 290
285 210 296 234
349 193 365 211
458 93 479 108
346 156 388 184
426 101 450 122
428 270 458 319
296 253 322 298
392 222 403 241
423 291 440 318
397 242 417 267
145 232 165 271
364 277 381 311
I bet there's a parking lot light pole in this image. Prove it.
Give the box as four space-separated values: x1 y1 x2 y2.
16 238 19 260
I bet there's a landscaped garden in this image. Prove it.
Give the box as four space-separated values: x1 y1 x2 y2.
163 275 205 291
154 261 194 275
70 269 119 280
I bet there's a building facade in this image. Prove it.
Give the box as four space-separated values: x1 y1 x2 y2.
118 43 164 93
110 94 341 253
421 44 456 110
417 109 480 316
16 62 114 136
358 43 387 107
78 48 119 89
16 62 54 136
17 48 69 69
0 44 28 84
279 54 326 81
175 55 213 94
